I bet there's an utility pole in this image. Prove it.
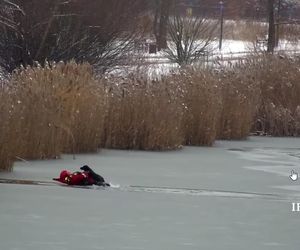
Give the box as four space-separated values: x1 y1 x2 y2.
267 0 276 53
219 1 224 51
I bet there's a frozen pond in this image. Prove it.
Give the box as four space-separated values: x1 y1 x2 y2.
1 136 300 250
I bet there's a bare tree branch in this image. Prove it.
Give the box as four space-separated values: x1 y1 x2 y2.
0 0 149 72
165 14 218 66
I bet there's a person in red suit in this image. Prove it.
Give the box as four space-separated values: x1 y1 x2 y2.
53 165 110 187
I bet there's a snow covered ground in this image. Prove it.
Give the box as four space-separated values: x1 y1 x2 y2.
112 39 300 77
1 136 300 250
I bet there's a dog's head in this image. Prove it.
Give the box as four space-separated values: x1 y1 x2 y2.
80 165 90 171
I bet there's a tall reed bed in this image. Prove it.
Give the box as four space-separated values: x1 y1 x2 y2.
173 69 222 146
53 63 106 153
244 55 300 136
0 80 21 171
1 55 300 172
0 62 107 172
216 69 260 139
103 75 185 150
10 64 65 159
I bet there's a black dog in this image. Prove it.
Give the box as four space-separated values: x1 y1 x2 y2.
80 165 110 187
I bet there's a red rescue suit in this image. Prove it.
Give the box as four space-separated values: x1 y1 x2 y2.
53 170 96 185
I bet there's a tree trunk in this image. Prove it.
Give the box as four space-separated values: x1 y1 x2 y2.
157 0 171 50
275 0 281 47
154 0 172 51
153 0 160 47
267 0 275 53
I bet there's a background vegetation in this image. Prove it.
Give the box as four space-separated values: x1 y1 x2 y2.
1 55 299 171
1 0 300 171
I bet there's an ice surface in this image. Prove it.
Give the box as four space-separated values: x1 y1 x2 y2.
1 136 300 250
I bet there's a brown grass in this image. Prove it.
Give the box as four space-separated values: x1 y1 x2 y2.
224 20 267 42
278 24 300 44
246 55 300 136
173 69 222 146
103 75 185 150
0 61 107 171
216 68 261 140
53 62 106 153
224 20 300 46
10 65 64 159
1 55 300 172
0 82 19 171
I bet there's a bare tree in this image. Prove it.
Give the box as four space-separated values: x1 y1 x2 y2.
0 0 148 72
0 0 24 70
165 14 218 66
0 0 23 29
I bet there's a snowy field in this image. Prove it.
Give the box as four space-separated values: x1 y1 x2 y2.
1 136 300 250
112 39 300 77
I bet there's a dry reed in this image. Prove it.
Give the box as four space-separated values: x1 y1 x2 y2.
0 61 107 171
173 69 222 146
103 75 185 150
216 67 261 140
0 82 20 171
1 55 300 172
246 55 300 136
224 20 267 42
